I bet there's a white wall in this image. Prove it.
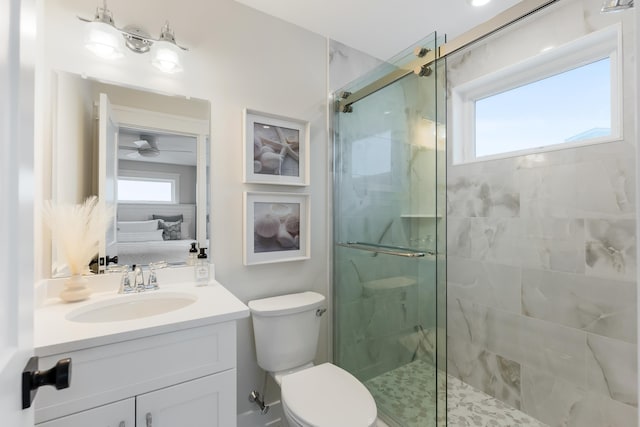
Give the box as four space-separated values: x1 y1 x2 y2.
52 72 94 205
37 0 329 417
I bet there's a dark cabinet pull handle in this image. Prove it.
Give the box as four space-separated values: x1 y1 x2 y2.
22 357 72 409
146 412 152 427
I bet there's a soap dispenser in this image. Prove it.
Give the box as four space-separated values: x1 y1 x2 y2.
187 242 198 266
195 247 210 285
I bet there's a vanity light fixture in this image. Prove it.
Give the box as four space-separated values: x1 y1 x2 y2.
79 0 187 73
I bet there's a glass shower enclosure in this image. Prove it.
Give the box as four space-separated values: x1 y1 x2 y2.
332 32 446 427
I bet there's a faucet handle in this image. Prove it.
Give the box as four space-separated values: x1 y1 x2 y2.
115 265 134 294
145 261 167 290
133 265 145 292
145 267 159 291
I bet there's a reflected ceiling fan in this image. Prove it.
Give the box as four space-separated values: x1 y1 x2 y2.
118 134 193 159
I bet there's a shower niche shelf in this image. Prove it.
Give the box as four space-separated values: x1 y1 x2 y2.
362 276 418 296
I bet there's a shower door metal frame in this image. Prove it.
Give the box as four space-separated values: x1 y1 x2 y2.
337 0 560 112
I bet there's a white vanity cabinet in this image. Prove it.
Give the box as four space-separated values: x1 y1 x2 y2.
136 370 235 426
35 321 239 427
38 399 134 427
39 371 234 427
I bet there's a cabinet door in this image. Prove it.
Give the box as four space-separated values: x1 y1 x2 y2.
37 398 134 427
136 370 236 427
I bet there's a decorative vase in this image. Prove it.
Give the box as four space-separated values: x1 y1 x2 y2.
60 274 91 302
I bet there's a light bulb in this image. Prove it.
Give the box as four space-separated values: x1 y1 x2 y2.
151 40 183 73
469 0 491 6
84 21 123 59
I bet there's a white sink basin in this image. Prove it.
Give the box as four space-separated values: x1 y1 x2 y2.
66 292 198 323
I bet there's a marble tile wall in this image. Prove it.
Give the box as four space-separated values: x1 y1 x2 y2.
329 40 384 94
446 0 638 425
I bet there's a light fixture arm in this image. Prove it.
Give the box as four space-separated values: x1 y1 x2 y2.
159 22 177 44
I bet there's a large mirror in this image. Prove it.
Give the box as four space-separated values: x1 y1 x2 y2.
49 71 210 277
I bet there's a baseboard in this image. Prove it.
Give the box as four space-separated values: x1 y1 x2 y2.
237 400 284 427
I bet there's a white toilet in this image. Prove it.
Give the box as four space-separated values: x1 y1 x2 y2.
248 291 377 427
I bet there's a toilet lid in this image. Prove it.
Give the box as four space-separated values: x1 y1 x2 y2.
281 363 377 427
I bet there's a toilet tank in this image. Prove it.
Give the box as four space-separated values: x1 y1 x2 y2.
248 291 326 373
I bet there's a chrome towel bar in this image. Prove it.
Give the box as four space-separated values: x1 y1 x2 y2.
336 241 435 258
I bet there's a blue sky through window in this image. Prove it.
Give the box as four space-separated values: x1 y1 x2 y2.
475 58 611 158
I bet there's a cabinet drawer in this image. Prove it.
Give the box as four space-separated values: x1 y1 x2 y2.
37 398 134 427
36 321 236 424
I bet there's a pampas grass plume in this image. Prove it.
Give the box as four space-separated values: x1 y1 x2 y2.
43 196 114 275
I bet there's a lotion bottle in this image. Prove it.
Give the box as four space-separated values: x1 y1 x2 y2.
187 242 198 266
195 247 209 285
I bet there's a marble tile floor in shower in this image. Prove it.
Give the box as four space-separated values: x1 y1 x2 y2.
366 359 547 427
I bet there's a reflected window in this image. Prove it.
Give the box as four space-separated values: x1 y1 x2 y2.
118 177 176 203
351 130 392 177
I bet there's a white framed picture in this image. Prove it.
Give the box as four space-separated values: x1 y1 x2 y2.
243 109 310 186
243 192 310 265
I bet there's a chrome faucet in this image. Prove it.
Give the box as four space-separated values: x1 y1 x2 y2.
114 262 167 294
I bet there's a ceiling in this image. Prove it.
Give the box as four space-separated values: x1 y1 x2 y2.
118 129 198 166
233 0 522 60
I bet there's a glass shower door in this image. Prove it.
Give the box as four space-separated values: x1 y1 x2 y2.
333 33 446 427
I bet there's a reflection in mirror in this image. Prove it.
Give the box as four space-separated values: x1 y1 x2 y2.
116 129 198 267
49 71 210 277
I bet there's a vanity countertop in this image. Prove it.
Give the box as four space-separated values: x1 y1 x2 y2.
35 279 249 357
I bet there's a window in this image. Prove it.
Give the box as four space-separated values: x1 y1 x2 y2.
351 131 392 177
118 170 179 203
452 25 621 164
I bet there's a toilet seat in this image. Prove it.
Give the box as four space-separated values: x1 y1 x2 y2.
281 400 305 427
280 363 377 427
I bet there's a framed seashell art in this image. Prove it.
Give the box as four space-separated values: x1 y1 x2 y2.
243 109 310 186
243 192 310 265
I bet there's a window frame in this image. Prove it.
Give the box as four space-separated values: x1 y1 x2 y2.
117 169 180 204
451 24 622 165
